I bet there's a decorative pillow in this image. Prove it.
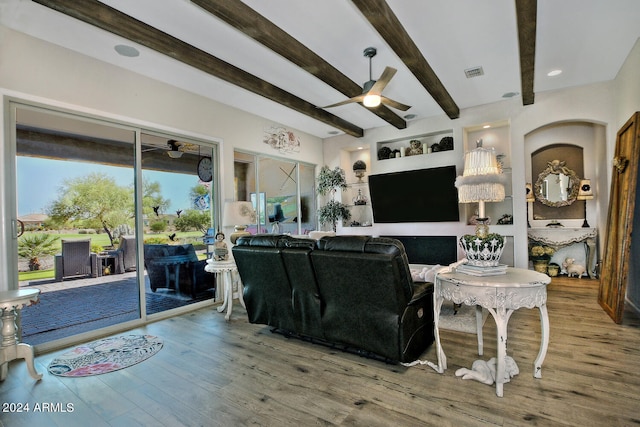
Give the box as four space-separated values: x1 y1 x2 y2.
410 265 442 282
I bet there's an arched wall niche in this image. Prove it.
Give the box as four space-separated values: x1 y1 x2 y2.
525 120 607 229
531 144 584 220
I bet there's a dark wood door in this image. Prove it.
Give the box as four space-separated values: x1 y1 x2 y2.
598 112 640 323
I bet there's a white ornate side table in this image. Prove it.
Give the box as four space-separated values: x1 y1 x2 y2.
433 268 551 397
205 259 245 321
0 289 43 381
528 227 597 278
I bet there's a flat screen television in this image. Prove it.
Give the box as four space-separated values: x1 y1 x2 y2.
368 165 460 223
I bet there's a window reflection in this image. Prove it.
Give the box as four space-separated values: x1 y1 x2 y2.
234 151 316 236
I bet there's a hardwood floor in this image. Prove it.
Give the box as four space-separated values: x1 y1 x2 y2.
2 276 639 426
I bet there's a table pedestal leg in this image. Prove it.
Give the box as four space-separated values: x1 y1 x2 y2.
494 313 507 397
434 293 446 373
216 271 233 321
534 304 549 378
476 305 484 356
0 308 42 381
16 343 42 380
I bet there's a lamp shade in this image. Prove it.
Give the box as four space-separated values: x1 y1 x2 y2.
577 179 594 200
455 147 507 205
223 201 256 227
456 146 507 243
223 201 256 244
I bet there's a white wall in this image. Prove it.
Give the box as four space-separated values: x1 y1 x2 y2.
324 80 619 268
0 26 323 290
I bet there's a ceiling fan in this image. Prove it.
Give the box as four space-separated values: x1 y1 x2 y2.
166 139 198 158
167 139 184 158
323 47 411 111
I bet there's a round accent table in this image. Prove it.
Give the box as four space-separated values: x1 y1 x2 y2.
434 267 551 397
0 289 43 381
205 259 245 321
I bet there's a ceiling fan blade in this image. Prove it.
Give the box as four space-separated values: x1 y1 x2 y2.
381 96 411 111
369 67 397 96
322 95 365 108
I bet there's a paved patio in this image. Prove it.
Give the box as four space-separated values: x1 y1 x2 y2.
19 271 215 346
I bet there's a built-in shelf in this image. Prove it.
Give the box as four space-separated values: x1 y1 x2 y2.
342 182 373 227
376 130 453 160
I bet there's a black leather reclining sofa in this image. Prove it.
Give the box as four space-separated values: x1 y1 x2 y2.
232 234 434 363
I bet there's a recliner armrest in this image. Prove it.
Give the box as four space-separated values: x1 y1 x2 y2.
409 281 434 305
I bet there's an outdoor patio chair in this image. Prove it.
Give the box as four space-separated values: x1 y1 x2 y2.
54 239 99 281
144 243 214 298
109 235 137 274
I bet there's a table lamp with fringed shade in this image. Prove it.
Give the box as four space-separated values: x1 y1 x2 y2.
577 179 594 228
455 142 509 268
223 201 256 244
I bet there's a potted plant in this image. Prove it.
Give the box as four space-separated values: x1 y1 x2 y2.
316 166 351 231
529 244 556 273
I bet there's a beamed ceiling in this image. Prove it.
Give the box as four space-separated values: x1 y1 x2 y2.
2 0 640 138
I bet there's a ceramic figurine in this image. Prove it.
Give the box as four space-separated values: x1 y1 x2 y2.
405 139 423 156
213 231 228 261
563 257 586 278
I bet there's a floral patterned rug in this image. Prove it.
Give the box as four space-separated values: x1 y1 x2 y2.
47 334 163 377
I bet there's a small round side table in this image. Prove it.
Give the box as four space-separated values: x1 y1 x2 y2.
0 289 43 381
205 259 245 321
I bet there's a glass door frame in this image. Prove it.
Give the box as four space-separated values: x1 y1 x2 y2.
3 97 221 351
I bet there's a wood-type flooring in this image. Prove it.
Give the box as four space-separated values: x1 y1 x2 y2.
2 276 639 426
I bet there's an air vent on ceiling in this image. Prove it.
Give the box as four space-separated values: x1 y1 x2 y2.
464 66 484 78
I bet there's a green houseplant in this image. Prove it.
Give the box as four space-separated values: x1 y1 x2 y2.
316 166 351 231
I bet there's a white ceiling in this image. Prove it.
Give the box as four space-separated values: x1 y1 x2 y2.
2 0 639 138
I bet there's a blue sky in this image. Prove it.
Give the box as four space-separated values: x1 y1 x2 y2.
17 157 201 216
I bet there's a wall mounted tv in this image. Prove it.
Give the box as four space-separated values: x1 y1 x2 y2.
368 165 460 223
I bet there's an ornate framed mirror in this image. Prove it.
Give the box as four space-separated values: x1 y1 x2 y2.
534 159 580 207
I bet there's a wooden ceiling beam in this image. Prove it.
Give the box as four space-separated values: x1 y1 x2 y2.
515 0 537 105
351 0 460 120
32 0 364 137
191 0 406 130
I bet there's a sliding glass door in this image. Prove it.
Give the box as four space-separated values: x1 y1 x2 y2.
140 133 217 316
11 103 218 347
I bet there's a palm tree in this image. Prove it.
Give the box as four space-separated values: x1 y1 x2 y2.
18 233 60 271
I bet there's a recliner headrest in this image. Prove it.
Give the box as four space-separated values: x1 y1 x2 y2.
316 235 371 252
236 234 283 247
315 235 404 257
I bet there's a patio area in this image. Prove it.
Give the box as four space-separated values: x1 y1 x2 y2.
19 270 216 346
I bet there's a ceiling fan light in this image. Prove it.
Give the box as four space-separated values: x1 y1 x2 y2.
167 140 183 158
363 94 381 108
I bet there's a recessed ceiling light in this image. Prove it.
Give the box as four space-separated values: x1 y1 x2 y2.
483 125 491 129
404 114 417 120
547 69 562 77
115 44 140 58
328 130 339 135
357 146 364 150
502 91 519 98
